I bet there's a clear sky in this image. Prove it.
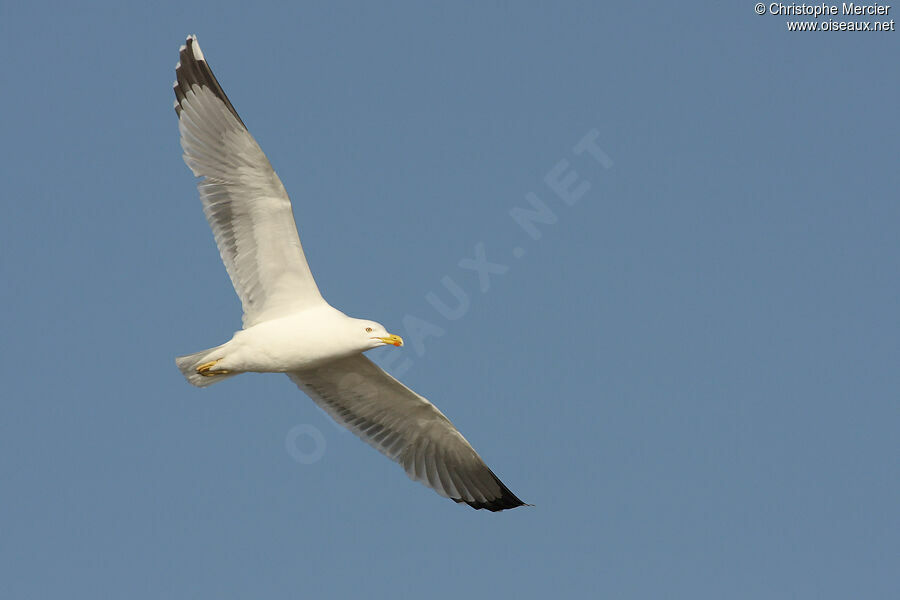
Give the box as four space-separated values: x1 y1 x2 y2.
1 2 897 598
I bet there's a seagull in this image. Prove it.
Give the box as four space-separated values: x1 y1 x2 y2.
173 35 526 511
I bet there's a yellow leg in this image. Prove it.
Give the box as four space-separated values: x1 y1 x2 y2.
196 359 230 377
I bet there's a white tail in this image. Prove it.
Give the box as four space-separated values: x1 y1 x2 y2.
175 344 236 387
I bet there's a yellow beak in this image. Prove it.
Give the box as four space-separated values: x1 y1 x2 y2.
378 334 404 347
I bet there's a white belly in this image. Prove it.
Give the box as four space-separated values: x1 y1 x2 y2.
215 308 359 373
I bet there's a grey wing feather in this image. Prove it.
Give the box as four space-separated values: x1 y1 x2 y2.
174 35 324 327
288 355 526 511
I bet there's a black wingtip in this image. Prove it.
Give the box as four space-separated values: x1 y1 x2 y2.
453 469 529 512
173 35 247 128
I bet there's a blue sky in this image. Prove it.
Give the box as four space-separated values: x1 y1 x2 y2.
1 2 897 598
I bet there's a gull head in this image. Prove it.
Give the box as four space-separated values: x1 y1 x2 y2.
353 319 404 350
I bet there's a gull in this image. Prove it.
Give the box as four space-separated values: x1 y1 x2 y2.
173 35 526 511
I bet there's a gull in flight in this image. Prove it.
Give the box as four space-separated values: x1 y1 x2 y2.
173 35 526 511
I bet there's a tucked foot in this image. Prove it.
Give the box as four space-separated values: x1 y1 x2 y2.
196 359 230 377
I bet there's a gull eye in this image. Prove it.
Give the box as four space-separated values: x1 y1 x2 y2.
365 327 373 333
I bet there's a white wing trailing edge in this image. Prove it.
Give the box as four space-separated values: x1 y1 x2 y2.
174 35 325 328
289 356 527 512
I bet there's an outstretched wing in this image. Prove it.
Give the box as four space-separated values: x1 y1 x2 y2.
174 35 324 328
288 355 527 511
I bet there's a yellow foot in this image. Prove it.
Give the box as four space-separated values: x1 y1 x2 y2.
196 359 230 377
